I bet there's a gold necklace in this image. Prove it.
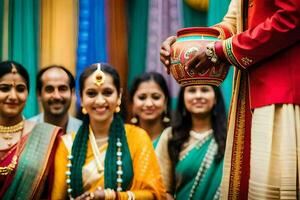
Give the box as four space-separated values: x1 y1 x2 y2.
0 155 18 176
0 121 24 133
0 121 24 142
0 121 24 175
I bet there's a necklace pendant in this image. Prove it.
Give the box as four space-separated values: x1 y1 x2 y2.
2 134 13 140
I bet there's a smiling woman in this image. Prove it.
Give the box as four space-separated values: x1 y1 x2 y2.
155 85 227 200
51 63 166 200
129 72 171 148
0 61 61 199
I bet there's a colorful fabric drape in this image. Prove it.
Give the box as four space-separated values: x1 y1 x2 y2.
40 0 78 74
76 0 107 109
0 0 4 59
1 0 9 60
126 0 149 89
146 0 182 108
106 0 128 91
7 0 39 118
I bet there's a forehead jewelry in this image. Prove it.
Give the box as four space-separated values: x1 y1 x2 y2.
11 64 18 74
11 64 18 87
93 63 105 86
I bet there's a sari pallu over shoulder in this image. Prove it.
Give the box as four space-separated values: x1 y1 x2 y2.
1 122 61 200
175 136 223 200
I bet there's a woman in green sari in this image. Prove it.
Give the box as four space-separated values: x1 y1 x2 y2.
155 85 227 200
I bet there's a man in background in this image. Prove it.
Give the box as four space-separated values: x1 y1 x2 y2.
29 65 82 134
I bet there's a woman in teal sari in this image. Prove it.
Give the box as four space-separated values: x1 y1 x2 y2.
0 61 61 199
129 72 171 148
155 85 227 200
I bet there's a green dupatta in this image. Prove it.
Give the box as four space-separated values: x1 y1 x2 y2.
3 122 59 200
104 114 133 190
175 135 223 200
70 114 133 197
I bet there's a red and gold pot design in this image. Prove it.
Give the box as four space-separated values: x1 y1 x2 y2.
170 27 229 87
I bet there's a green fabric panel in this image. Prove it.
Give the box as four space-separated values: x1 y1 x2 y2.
182 1 207 27
207 0 232 114
152 134 161 149
220 67 233 114
207 0 230 25
8 0 39 118
126 0 149 89
0 0 3 59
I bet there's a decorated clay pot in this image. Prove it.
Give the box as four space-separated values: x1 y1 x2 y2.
170 27 229 87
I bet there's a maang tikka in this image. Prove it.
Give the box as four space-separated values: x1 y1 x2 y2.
93 63 105 86
11 64 18 74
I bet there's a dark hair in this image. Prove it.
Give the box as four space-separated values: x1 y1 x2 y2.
129 71 171 122
79 63 121 97
168 85 227 189
0 61 30 91
36 65 75 93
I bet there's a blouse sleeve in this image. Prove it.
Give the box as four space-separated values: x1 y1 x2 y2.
51 135 72 200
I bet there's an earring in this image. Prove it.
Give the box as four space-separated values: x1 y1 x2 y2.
115 99 121 113
130 116 138 124
115 106 120 113
163 110 170 123
82 107 87 115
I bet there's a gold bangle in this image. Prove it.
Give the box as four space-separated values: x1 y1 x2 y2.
104 189 116 200
89 192 95 199
127 191 135 200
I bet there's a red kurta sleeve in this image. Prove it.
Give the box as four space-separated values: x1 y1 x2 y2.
216 0 300 70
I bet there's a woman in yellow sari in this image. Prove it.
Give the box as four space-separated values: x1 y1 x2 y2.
51 63 166 200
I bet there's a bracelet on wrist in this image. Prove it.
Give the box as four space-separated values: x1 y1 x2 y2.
205 42 218 64
104 188 116 200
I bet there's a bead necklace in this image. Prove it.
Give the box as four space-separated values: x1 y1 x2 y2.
0 155 18 176
0 121 24 176
116 138 123 192
66 133 123 198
